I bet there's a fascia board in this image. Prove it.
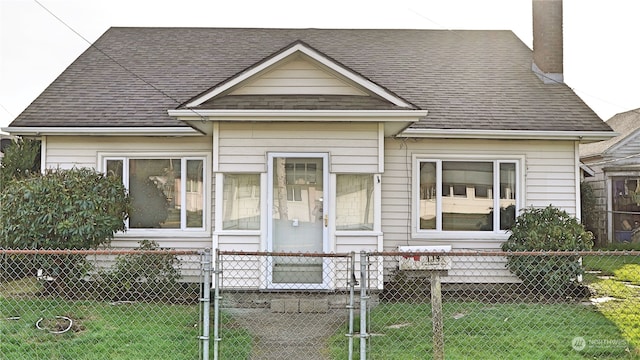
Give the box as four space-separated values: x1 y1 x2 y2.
185 43 414 108
398 128 617 141
2 127 203 136
168 109 428 122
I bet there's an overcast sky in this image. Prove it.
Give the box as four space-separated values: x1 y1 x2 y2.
1 0 639 130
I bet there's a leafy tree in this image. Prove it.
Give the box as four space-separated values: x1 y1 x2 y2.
501 205 593 296
580 181 599 243
0 137 40 189
0 167 129 249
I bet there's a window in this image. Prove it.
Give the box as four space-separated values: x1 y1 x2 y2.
611 176 640 242
105 157 205 230
222 174 260 230
418 159 518 232
336 174 374 231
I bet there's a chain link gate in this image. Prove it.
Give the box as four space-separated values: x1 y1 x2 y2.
0 248 211 360
213 250 357 359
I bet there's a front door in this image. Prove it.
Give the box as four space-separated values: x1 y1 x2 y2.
267 153 328 288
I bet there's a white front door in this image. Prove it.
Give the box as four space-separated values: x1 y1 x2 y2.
267 153 329 288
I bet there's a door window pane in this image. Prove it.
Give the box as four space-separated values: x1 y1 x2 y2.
223 174 260 230
272 157 323 284
336 174 374 231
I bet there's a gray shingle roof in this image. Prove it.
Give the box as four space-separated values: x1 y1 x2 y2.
10 27 611 133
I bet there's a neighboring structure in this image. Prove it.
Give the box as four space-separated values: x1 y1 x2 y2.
581 109 640 244
3 0 614 286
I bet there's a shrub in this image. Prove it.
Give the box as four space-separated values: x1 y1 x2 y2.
501 205 594 296
0 168 129 249
0 137 40 189
0 167 129 295
98 240 182 301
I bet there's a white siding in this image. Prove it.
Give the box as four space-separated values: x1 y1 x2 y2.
45 136 212 169
217 122 380 173
382 138 579 251
44 135 213 250
230 57 367 96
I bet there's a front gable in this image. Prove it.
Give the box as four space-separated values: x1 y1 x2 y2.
182 41 416 110
170 41 427 136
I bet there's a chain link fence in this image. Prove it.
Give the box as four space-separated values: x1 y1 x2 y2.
0 247 211 360
3 248 639 359
361 250 640 360
212 250 640 359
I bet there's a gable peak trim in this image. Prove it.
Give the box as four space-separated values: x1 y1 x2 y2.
184 41 415 109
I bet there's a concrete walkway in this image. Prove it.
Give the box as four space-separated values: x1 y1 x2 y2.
224 308 349 360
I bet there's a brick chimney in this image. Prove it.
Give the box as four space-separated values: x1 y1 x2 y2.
532 0 563 84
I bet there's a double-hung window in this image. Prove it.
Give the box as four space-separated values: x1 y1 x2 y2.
104 156 206 231
417 158 519 233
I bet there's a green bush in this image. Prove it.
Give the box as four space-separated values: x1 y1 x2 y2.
501 205 593 296
0 137 40 189
98 240 181 301
0 168 129 249
0 167 129 294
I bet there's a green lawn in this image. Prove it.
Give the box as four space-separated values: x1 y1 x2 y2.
584 254 640 355
1 297 202 360
329 301 634 359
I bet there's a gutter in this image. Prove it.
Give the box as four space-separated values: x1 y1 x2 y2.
1 127 204 136
398 128 617 142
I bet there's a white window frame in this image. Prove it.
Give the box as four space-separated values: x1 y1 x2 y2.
412 154 523 239
99 152 209 236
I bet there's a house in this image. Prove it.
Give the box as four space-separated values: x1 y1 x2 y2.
580 108 640 245
3 0 614 287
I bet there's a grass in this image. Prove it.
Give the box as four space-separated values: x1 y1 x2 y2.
584 254 640 354
329 301 635 359
0 277 253 360
1 297 202 359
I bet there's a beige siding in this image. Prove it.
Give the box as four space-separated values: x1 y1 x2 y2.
230 57 366 96
45 136 212 169
217 122 380 173
44 135 213 250
382 138 578 252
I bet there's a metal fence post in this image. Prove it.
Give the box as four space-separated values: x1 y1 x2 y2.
213 249 222 360
347 251 356 360
360 251 368 360
199 249 212 360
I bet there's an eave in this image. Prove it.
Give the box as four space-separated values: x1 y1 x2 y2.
398 128 617 141
168 109 428 136
1 127 203 137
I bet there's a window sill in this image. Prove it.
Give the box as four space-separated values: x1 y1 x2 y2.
411 231 511 241
117 229 211 238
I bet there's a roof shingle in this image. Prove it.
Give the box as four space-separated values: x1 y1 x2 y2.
10 27 612 133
